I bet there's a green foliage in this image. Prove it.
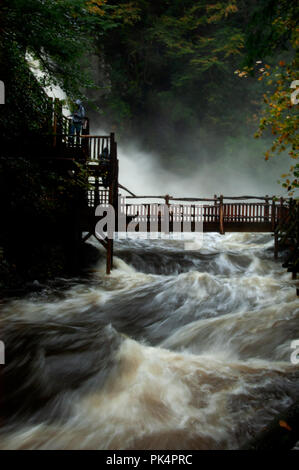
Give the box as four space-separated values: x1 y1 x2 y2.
243 0 298 68
276 199 299 270
241 0 299 269
97 0 267 158
0 0 119 98
0 42 51 137
242 0 298 195
0 156 89 288
0 1 125 289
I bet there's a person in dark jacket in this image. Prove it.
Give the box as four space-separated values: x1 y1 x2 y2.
70 99 85 144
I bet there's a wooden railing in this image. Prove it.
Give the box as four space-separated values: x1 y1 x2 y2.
49 128 115 158
115 194 290 233
81 135 113 161
85 134 118 208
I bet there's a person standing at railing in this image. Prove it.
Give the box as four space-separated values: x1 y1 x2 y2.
69 99 85 145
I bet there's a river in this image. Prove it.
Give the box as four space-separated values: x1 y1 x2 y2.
0 232 298 449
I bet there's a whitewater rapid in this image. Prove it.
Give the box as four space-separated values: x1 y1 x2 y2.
0 233 298 449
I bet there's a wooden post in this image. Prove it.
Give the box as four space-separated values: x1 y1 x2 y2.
271 197 276 231
81 118 90 160
46 97 54 134
106 238 113 275
265 195 269 222
83 117 90 135
94 176 100 207
57 99 63 149
279 197 284 224
53 98 61 148
274 232 278 259
105 133 118 274
219 195 224 235
114 154 119 233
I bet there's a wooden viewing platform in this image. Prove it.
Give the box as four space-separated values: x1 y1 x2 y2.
11 97 291 274
75 133 289 273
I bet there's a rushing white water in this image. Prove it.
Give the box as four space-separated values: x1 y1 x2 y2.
0 233 298 449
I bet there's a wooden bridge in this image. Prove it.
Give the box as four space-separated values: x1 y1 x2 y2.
72 133 289 273
19 98 290 274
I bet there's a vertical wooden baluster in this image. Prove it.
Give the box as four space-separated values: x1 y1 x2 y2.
271 197 276 231
274 231 278 259
219 195 224 234
280 197 284 224
265 195 269 222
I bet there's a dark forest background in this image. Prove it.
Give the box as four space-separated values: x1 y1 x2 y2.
88 0 296 171
0 0 297 289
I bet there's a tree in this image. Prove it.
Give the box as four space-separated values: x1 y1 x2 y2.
0 0 119 98
238 0 299 271
0 1 121 288
98 0 266 162
242 0 299 195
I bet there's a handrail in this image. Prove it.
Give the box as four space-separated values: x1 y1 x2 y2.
47 134 112 139
118 183 137 197
124 195 290 202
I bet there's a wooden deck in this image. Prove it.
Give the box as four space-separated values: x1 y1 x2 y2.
56 132 289 273
18 97 290 273
83 190 289 234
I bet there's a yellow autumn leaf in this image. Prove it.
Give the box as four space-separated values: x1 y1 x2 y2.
279 420 292 431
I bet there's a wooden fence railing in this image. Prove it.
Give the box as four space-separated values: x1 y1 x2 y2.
114 194 290 233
